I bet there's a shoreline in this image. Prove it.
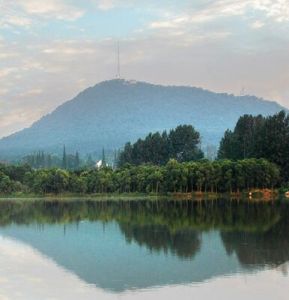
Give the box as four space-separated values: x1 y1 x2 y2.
0 189 283 202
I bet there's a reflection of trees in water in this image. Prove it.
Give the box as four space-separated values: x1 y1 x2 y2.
221 207 289 268
0 200 281 230
117 201 282 260
120 224 201 259
0 199 288 265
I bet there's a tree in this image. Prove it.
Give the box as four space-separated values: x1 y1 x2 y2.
0 172 14 194
102 148 106 167
218 111 289 182
47 154 52 168
168 125 203 162
118 125 203 166
62 145 67 169
218 130 238 159
74 152 80 170
86 154 95 169
69 173 87 193
47 169 69 194
118 143 133 167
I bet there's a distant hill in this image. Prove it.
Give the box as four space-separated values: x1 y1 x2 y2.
0 79 287 159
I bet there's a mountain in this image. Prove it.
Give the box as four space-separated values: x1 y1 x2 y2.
0 79 287 159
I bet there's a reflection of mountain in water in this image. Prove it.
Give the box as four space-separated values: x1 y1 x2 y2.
0 200 288 292
120 224 201 259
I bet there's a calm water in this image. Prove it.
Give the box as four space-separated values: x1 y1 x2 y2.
0 199 288 299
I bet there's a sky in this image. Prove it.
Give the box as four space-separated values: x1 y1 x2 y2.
0 0 289 138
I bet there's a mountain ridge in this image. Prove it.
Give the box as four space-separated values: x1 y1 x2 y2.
0 79 287 159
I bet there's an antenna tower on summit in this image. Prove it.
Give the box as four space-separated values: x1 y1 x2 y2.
116 41 121 79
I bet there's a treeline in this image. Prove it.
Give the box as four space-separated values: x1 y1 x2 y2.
118 125 204 166
218 111 289 181
21 147 116 170
23 150 80 170
0 158 279 195
22 148 97 170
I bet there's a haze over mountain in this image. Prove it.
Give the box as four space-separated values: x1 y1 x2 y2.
0 79 287 159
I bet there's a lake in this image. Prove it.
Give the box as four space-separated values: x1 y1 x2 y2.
0 199 288 299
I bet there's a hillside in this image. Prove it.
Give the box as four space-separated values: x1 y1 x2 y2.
0 79 287 158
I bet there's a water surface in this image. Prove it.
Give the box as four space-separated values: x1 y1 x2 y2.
0 199 288 299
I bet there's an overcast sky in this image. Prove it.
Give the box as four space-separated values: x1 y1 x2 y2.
0 0 289 138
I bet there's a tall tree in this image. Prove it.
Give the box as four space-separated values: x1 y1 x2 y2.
75 151 80 170
168 125 203 162
218 111 289 182
62 145 67 169
102 148 106 167
118 125 203 166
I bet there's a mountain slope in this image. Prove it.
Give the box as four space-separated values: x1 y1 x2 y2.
0 79 287 158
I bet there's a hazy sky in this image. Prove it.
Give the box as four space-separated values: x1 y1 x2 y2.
0 0 289 138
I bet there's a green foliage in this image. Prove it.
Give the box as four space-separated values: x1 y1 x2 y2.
218 111 289 181
22 149 85 170
0 158 280 195
0 172 14 194
62 146 67 169
22 147 85 170
118 125 204 167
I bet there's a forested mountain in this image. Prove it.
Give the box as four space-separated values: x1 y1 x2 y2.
0 79 286 159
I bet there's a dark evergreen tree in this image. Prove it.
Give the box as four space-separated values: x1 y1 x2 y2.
218 111 289 182
40 151 45 168
75 151 80 170
86 154 95 168
168 125 203 162
62 145 67 169
118 143 133 167
118 125 203 166
102 148 106 167
47 154 52 168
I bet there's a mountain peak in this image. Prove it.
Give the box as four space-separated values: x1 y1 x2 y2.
0 81 286 159
96 78 142 87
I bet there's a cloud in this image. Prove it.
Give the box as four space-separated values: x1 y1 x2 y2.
18 0 84 20
97 0 115 11
1 0 85 22
2 15 32 27
204 0 289 23
253 0 289 23
0 0 289 139
42 43 95 55
149 0 289 33
0 88 9 96
151 16 191 29
1 27 289 138
0 67 18 79
251 20 265 29
0 3 32 28
18 88 43 98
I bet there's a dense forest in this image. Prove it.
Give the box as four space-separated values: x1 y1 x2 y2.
118 125 203 166
218 111 289 182
22 149 81 170
0 158 279 195
21 147 106 170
